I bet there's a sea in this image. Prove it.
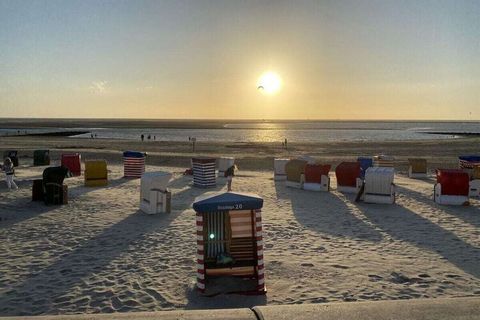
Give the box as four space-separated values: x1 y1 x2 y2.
1 120 479 143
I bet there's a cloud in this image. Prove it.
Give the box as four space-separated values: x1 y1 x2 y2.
89 81 108 94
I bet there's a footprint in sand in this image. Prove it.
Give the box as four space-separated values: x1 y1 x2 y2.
300 263 314 267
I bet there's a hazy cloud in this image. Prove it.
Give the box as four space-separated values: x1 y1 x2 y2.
89 81 108 94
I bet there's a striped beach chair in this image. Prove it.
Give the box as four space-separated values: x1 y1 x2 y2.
123 151 146 178
193 192 265 295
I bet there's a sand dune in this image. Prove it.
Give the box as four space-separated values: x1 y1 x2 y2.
0 162 479 316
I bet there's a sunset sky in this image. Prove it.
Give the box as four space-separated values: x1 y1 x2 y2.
1 0 479 120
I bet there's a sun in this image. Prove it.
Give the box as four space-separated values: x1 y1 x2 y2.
257 72 282 94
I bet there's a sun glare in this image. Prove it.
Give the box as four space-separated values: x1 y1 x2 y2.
257 72 282 94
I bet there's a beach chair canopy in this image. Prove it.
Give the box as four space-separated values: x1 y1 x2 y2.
304 164 331 183
365 167 394 195
459 155 480 169
193 192 263 213
61 153 82 175
357 157 373 178
436 169 469 196
408 158 427 173
43 166 69 185
335 162 361 187
285 159 308 182
123 151 145 158
34 150 50 165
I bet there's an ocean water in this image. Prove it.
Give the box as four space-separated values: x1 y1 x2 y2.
1 121 479 143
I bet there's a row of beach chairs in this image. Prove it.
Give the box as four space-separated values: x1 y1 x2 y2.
274 155 480 206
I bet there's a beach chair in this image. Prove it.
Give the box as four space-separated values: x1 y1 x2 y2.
218 157 235 177
335 162 362 194
273 158 289 181
32 179 44 201
434 169 469 205
61 153 82 176
408 158 427 178
140 172 172 214
123 151 146 178
193 192 266 295
3 150 19 167
192 157 216 188
285 159 308 188
33 150 50 166
469 166 480 197
42 166 69 205
303 163 331 192
363 167 395 204
84 160 108 187
459 156 480 180
373 155 395 168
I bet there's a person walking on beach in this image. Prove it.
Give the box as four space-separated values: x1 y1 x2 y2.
2 157 18 190
141 134 144 141
224 165 237 192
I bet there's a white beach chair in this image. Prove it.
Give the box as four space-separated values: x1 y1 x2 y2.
363 167 395 204
274 158 290 181
140 172 172 214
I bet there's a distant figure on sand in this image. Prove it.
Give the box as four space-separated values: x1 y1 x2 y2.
153 135 156 141
148 135 151 140
224 165 237 191
141 134 144 141
284 138 288 149
2 157 18 190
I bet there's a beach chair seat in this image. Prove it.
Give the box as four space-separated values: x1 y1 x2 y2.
140 172 172 214
218 157 235 177
33 150 50 166
363 167 395 204
408 158 428 178
285 159 308 189
273 158 289 181
303 163 331 192
335 162 362 193
61 153 82 176
84 160 108 187
434 169 469 205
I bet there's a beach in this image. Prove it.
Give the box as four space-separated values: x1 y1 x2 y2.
1 135 480 316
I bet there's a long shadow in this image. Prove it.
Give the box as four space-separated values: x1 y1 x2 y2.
0 209 183 316
276 182 383 242
0 173 236 315
184 285 267 310
0 180 60 229
352 201 480 279
67 176 130 197
396 184 480 229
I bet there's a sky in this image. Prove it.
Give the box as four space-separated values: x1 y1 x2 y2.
0 0 479 120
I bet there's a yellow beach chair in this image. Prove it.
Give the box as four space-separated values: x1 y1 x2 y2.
84 160 108 187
